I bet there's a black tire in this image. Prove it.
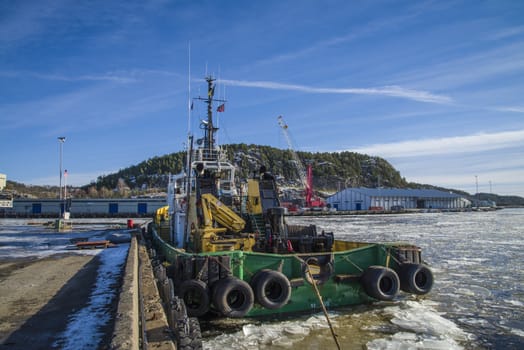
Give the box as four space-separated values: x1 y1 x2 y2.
361 266 400 301
159 278 170 301
166 261 178 279
212 277 254 317
170 297 203 350
251 270 291 309
398 263 434 295
167 278 175 301
177 279 210 317
154 264 166 281
176 317 202 350
250 269 272 289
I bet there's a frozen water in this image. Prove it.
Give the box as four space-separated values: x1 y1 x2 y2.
3 210 524 349
203 209 524 349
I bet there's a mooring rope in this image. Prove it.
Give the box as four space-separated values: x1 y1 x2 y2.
195 256 210 281
302 259 341 350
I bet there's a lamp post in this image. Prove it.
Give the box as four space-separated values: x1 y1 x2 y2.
475 175 479 208
58 137 66 214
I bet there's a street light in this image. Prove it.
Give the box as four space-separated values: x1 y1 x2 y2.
475 175 479 208
58 137 66 213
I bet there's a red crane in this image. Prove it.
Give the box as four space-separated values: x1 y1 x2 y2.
278 116 325 209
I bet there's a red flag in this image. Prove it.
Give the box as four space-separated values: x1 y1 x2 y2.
217 104 225 112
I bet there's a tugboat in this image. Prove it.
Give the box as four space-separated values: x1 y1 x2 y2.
150 76 433 319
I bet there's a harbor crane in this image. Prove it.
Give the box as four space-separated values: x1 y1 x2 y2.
277 116 325 209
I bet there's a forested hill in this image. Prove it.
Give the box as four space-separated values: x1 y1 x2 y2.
6 143 524 206
91 143 408 193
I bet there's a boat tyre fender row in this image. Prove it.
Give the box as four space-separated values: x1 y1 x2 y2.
250 270 292 309
360 263 434 300
176 273 294 318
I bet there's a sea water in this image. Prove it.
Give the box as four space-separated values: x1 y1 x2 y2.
202 208 524 349
0 218 129 258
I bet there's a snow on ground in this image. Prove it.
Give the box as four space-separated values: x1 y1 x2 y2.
0 220 133 349
52 243 130 349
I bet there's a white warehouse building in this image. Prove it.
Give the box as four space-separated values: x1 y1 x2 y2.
326 188 470 211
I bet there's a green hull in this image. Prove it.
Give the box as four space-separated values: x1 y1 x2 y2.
151 224 419 317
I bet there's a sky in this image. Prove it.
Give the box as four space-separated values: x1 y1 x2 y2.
1 0 523 197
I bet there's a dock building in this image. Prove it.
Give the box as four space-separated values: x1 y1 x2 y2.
326 188 470 211
4 198 166 218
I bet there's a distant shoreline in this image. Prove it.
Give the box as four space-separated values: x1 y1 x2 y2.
286 206 510 216
2 206 521 220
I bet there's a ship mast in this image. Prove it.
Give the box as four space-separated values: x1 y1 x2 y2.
205 76 217 150
196 76 225 152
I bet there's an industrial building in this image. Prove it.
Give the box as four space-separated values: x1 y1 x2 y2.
4 198 166 218
326 188 470 211
0 173 6 190
0 173 13 209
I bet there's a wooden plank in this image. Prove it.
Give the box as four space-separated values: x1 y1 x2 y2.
75 240 115 249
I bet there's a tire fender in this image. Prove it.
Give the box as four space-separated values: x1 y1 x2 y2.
360 266 400 301
177 279 210 317
251 270 291 309
398 263 434 295
169 297 203 350
212 277 254 318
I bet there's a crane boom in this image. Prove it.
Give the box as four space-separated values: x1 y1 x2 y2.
277 116 312 206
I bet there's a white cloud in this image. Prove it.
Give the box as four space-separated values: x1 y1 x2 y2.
348 130 524 196
487 25 524 41
405 169 524 197
408 169 524 187
219 79 452 104
350 129 524 158
492 106 524 113
0 70 138 83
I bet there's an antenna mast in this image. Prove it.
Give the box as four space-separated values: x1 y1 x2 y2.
187 42 191 135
